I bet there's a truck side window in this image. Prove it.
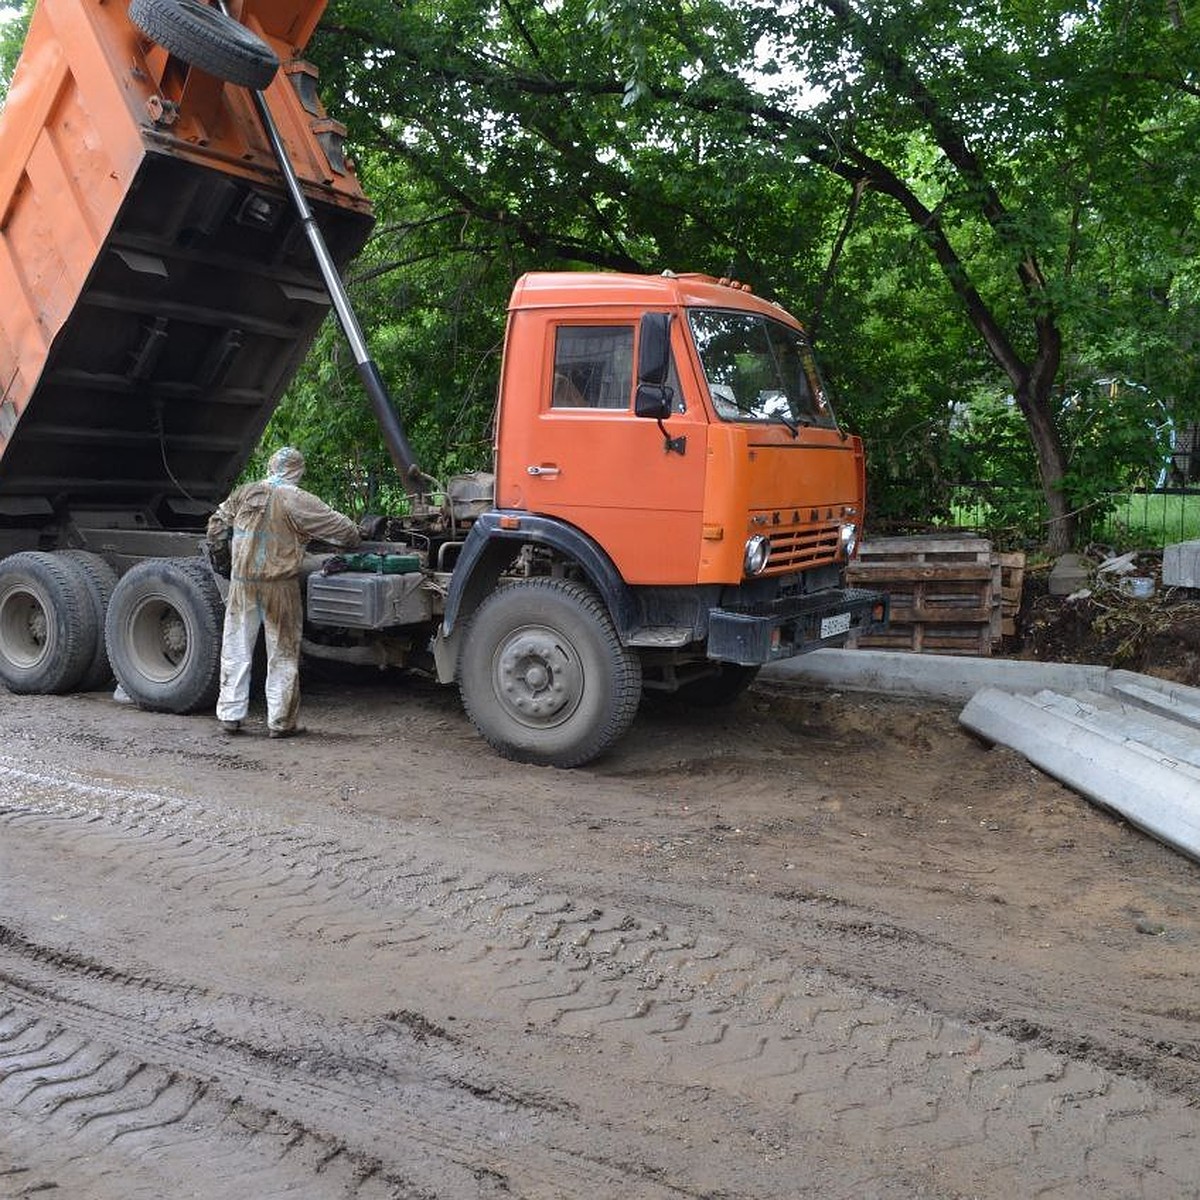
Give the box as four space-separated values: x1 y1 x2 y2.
551 326 634 409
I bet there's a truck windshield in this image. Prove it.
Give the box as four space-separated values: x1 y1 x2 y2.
688 309 837 432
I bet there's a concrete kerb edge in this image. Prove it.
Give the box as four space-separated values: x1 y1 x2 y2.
761 649 1114 703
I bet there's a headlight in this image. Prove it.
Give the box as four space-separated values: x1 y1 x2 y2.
743 534 770 575
839 523 859 559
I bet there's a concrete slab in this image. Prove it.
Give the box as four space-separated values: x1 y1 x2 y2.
1032 689 1200 773
960 687 1200 864
1074 688 1200 757
1049 552 1089 595
1109 671 1200 731
1163 540 1200 588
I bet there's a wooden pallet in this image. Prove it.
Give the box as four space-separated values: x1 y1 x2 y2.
847 535 1002 656
997 551 1026 639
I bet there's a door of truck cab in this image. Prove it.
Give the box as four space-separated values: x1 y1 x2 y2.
495 311 707 586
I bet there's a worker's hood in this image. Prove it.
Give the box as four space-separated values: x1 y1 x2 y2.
267 446 305 486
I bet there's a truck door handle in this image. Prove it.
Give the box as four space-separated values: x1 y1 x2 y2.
526 465 560 477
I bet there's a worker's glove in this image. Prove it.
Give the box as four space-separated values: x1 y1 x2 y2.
358 514 388 540
202 532 232 578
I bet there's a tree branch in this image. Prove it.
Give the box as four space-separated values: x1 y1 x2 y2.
374 131 648 272
809 176 866 342
819 0 1051 308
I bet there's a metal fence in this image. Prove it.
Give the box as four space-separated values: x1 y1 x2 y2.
942 483 1200 551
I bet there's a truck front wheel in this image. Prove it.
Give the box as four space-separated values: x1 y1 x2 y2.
0 552 94 694
458 579 642 768
105 558 223 714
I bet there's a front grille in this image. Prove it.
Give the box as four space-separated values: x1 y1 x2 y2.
762 520 842 573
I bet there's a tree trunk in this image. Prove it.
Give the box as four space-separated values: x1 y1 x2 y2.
1014 374 1074 554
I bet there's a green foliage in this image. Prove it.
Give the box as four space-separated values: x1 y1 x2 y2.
0 0 1193 541
945 391 1046 542
254 0 1200 546
1059 380 1176 517
251 153 507 511
0 0 31 100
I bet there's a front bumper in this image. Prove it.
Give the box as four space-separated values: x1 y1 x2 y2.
706 586 888 665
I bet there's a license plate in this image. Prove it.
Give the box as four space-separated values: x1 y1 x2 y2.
820 611 852 639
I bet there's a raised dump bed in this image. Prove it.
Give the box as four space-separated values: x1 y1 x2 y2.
0 0 372 554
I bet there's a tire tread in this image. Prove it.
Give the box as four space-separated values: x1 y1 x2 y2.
0 551 95 694
459 578 641 768
129 0 279 89
105 557 224 714
60 550 119 692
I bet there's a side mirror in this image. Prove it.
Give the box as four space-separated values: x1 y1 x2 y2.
637 311 672 386
635 312 685 455
635 311 674 421
635 383 672 420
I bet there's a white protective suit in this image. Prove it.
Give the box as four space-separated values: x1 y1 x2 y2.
207 447 360 736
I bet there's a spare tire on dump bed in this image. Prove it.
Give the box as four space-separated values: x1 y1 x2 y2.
129 0 279 89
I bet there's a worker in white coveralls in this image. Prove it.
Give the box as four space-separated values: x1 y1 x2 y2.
207 447 360 738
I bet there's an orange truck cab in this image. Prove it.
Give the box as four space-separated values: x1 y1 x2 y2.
0 0 883 769
437 271 884 696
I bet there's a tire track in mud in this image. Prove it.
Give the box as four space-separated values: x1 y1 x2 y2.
0 976 583 1200
0 772 750 1195
1 755 1198 1198
0 1002 418 1200
0 969 737 1200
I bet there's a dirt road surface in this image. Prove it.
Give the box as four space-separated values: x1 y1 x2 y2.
2 672 1199 1198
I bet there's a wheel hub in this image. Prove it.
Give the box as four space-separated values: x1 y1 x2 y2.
0 590 49 666
496 630 581 725
27 607 47 647
161 613 187 661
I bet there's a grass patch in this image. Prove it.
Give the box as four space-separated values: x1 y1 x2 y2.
1093 492 1200 549
937 487 1200 550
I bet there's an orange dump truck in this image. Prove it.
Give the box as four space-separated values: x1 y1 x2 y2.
0 0 885 766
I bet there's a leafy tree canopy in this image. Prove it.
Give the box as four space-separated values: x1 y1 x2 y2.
1 0 1194 546
0 0 31 98
277 0 1197 547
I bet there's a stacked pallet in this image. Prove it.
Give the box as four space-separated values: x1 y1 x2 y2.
997 551 1026 639
846 535 1023 656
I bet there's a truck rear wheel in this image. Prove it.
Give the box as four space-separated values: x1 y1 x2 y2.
129 0 280 90
105 558 224 714
458 578 642 768
60 550 119 692
0 552 94 694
